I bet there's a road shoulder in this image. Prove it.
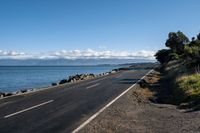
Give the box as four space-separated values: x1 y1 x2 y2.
79 70 200 133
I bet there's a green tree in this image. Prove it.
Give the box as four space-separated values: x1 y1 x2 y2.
165 31 189 54
155 49 172 64
197 33 200 40
189 33 200 47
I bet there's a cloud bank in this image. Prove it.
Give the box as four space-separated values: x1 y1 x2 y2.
0 49 155 60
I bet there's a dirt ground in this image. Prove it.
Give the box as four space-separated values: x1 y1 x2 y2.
79 70 200 133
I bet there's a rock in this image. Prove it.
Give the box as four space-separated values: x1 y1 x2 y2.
4 93 13 97
59 79 68 85
20 89 27 93
118 67 130 71
68 74 96 82
105 72 109 75
138 79 148 88
68 78 74 83
89 74 95 77
52 82 57 86
112 69 119 73
59 73 99 85
0 92 5 98
71 78 76 82
111 70 116 73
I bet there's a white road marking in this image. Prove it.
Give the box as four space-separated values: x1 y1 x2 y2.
4 100 54 118
72 69 154 133
86 83 100 89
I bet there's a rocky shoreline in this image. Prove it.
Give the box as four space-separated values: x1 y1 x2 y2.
0 63 156 99
0 68 122 99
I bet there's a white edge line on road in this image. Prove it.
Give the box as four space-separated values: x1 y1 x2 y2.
4 100 54 118
86 83 100 89
72 69 154 133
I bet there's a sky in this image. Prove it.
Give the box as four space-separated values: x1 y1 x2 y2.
0 0 200 59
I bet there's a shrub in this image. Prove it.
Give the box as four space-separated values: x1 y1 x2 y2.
184 45 200 58
169 53 180 60
176 74 200 102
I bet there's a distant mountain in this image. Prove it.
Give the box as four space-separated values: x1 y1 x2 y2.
0 58 155 66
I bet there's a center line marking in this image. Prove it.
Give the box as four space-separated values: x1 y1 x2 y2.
86 83 100 89
4 100 54 118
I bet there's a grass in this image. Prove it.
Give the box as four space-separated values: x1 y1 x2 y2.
176 73 200 102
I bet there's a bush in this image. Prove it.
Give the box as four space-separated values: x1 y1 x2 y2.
169 53 180 60
176 74 200 102
184 45 200 58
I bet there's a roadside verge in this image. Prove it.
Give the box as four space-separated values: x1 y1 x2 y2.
77 69 200 133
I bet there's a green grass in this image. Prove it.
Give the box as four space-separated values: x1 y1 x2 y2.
176 74 200 101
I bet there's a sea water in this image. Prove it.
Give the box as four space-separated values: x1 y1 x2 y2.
0 66 120 92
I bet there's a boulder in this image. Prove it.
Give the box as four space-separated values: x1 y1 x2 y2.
4 93 13 97
89 74 95 77
112 69 119 72
59 73 98 85
20 89 27 93
59 79 68 85
105 72 109 75
0 92 5 98
110 70 117 74
52 82 57 86
71 78 76 82
118 67 130 71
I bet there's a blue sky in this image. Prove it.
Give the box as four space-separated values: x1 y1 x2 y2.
0 0 200 59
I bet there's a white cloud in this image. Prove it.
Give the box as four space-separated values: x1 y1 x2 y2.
0 49 156 60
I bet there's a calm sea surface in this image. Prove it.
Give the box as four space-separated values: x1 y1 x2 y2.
0 66 120 92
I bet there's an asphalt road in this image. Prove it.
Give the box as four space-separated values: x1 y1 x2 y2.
0 69 150 133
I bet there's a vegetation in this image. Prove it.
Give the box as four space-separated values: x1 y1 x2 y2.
174 74 200 104
155 31 200 109
165 31 189 54
155 49 172 64
176 74 200 100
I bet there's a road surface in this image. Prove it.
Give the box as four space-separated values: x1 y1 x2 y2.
0 69 150 133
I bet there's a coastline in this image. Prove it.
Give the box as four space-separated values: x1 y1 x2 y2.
0 68 123 99
0 63 156 99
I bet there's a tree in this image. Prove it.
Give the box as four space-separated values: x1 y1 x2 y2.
155 49 172 64
165 31 189 54
197 33 200 40
188 34 200 47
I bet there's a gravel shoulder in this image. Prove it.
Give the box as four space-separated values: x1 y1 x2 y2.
79 70 200 133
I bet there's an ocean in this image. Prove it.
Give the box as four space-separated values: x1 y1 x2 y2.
0 66 120 92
